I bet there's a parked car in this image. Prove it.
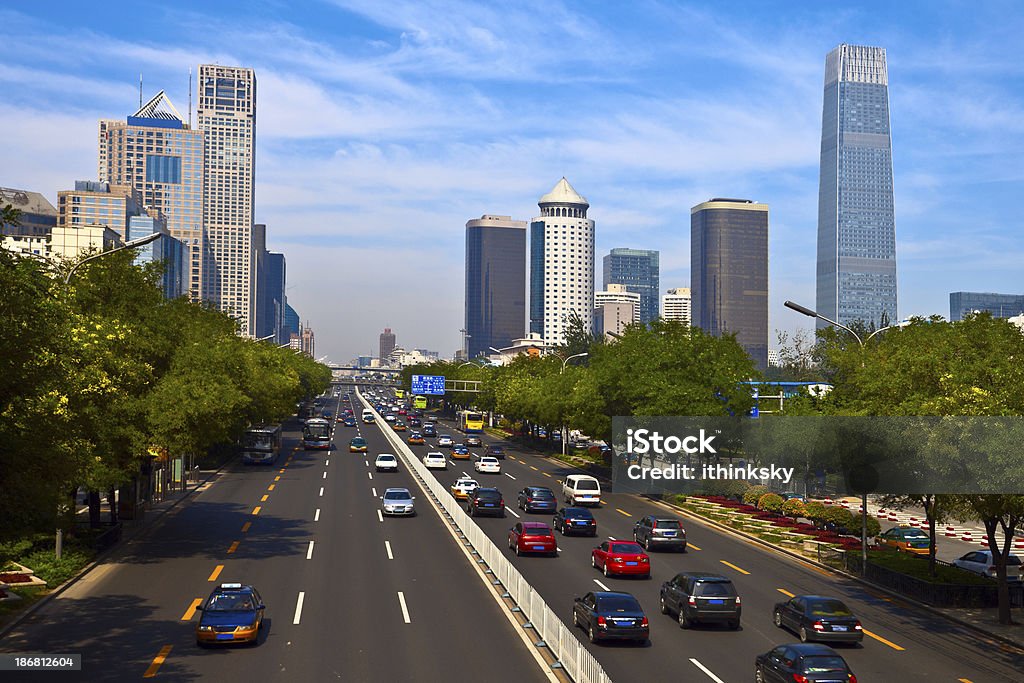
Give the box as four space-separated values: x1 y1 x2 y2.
952 550 1023 582
633 515 687 552
572 591 649 644
877 526 931 555
754 643 856 683
772 595 863 644
659 572 740 629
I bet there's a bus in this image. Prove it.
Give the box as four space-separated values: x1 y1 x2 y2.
302 418 332 450
241 424 282 465
394 389 405 399
457 410 485 434
361 408 376 424
413 395 428 409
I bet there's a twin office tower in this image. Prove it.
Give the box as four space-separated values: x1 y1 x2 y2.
466 44 897 365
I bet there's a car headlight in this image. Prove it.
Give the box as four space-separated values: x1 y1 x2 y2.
198 625 214 632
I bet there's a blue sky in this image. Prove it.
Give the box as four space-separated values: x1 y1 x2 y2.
3 1 1023 363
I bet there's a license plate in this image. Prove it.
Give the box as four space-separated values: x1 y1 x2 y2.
533 545 546 550
483 503 493 507
575 521 588 525
662 531 676 537
216 634 234 640
832 626 847 631
708 599 725 605
626 561 638 566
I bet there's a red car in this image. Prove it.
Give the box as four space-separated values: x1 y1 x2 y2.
508 522 558 557
592 541 650 578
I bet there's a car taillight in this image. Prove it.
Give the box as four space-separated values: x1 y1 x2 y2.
640 557 649 563
848 675 857 683
792 675 810 683
735 595 741 606
854 621 862 630
527 497 534 502
987 566 997 575
688 596 697 606
640 616 649 627
596 616 606 626
812 620 825 631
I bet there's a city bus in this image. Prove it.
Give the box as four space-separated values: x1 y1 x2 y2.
361 408 376 424
457 410 485 434
302 417 332 450
394 389 405 399
241 424 282 465
413 395 428 409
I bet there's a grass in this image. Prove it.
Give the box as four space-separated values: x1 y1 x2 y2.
867 550 995 586
0 532 97 630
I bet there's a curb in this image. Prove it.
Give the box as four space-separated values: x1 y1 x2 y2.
0 458 233 642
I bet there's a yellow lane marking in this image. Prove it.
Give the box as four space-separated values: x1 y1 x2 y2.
863 629 905 651
252 506 261 515
241 522 251 533
274 475 281 481
180 599 202 621
959 679 974 683
688 543 701 551
719 560 751 575
143 645 173 678
261 494 269 502
530 466 539 471
208 565 224 582
615 508 631 517
268 484 275 491
799 561 832 578
278 470 285 474
227 541 240 554
543 472 552 478
777 588 795 598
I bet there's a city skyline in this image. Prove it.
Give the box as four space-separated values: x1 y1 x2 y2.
3 3 1024 361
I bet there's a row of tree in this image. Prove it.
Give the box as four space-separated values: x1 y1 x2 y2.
1 244 331 541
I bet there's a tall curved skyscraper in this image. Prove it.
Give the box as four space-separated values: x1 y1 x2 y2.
816 44 898 329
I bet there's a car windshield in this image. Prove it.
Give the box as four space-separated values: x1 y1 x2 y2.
899 528 927 538
575 479 599 491
207 593 255 611
565 508 593 518
377 456 395 462
476 490 501 500
531 489 555 499
654 520 682 529
597 596 641 612
807 600 853 617
801 656 848 673
384 491 411 501
697 582 735 597
611 543 642 554
525 526 553 536
351 439 365 445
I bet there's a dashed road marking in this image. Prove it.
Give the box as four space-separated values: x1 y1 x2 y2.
227 541 239 554
314 508 320 522
181 599 202 620
252 506 261 515
508 508 521 518
863 628 905 651
261 494 269 502
377 510 384 522
293 592 305 624
690 658 726 683
615 508 631 517
241 522 251 533
593 579 610 591
319 487 325 497
505 473 516 480
398 592 411 623
386 541 394 560
143 645 173 679
777 588 795 598
719 560 750 575
208 565 223 582
306 541 315 560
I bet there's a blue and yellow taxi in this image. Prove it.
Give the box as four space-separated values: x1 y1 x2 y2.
195 583 265 646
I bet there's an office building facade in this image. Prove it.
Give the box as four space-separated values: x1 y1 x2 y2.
662 287 692 326
594 284 640 324
691 198 769 371
529 178 595 347
0 187 57 237
57 181 142 238
380 327 396 360
126 214 186 299
949 292 1024 321
465 214 527 359
603 248 659 324
816 44 898 329
198 65 257 336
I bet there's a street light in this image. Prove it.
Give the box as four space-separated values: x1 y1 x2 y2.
560 352 589 458
784 300 902 571
64 231 162 285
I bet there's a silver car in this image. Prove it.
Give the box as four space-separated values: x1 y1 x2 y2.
381 488 416 516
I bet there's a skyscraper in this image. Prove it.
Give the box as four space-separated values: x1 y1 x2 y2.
198 65 257 336
99 91 205 301
379 328 396 360
816 44 897 329
662 287 692 326
529 178 595 347
691 198 769 371
949 292 1024 321
57 181 142 238
603 248 660 324
465 214 527 359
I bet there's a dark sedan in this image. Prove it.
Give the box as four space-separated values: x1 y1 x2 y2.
773 595 863 644
517 486 557 513
553 507 597 536
755 643 857 682
572 591 649 645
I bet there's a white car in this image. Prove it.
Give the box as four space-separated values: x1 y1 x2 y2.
474 456 501 474
381 487 415 516
374 453 399 472
423 452 448 470
952 550 1023 582
451 477 479 500
437 435 454 448
384 414 396 423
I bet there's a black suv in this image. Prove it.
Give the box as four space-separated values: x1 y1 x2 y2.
483 444 506 459
467 487 505 517
422 424 437 437
633 515 687 552
660 572 740 629
553 507 597 536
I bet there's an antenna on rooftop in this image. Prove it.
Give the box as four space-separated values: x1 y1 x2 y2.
188 67 192 127
139 73 144 109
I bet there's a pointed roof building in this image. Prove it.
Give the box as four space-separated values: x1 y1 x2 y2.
128 91 185 129
539 177 589 208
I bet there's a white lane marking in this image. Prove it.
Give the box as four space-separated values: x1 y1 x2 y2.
372 487 377 497
504 472 517 480
293 592 305 624
608 536 616 541
593 579 610 591
306 541 315 559
325 459 330 466
364 460 369 467
323 471 327 479
385 541 394 560
319 487 324 496
314 508 320 522
507 508 521 518
449 460 456 467
368 472 373 480
690 658 726 683
377 510 384 522
397 592 411 623
557 547 562 552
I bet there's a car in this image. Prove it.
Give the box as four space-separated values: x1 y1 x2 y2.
422 424 437 437
392 422 407 432
407 432 425 445
195 583 265 646
465 436 482 447
563 474 602 506
380 487 416 516
451 445 471 460
384 414 397 423
660 572 741 629
572 591 649 645
773 595 863 644
474 456 501 474
437 435 454 448
877 526 931 555
467 487 505 517
374 453 399 472
591 540 650 578
408 417 421 427
952 550 1023 582
517 486 557 513
343 417 357 427
483 444 506 459
755 643 857 683
349 437 367 453
554 507 597 536
508 522 557 556
451 477 479 500
423 452 448 470
633 515 687 552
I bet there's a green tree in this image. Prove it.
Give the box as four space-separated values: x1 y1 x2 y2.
1 203 22 229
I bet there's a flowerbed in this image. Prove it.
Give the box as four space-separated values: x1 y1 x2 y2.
0 573 33 584
694 495 861 548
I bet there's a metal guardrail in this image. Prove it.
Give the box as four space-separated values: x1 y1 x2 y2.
359 390 612 683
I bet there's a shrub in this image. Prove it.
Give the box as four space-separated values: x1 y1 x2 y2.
703 478 751 501
803 501 827 523
758 493 785 514
782 498 806 519
822 506 855 532
865 515 882 539
743 485 770 505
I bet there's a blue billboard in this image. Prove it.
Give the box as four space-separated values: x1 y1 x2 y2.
412 374 446 396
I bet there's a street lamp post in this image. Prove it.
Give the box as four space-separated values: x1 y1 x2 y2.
560 352 589 459
784 300 901 572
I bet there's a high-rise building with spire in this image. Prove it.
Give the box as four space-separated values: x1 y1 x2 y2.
816 44 898 329
529 178 595 347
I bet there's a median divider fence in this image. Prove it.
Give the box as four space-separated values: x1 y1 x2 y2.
358 391 612 683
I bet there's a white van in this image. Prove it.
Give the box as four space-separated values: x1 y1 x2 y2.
562 474 602 506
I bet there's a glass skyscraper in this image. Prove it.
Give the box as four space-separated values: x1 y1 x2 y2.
816 44 897 329
465 214 527 359
949 292 1024 321
603 248 660 324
